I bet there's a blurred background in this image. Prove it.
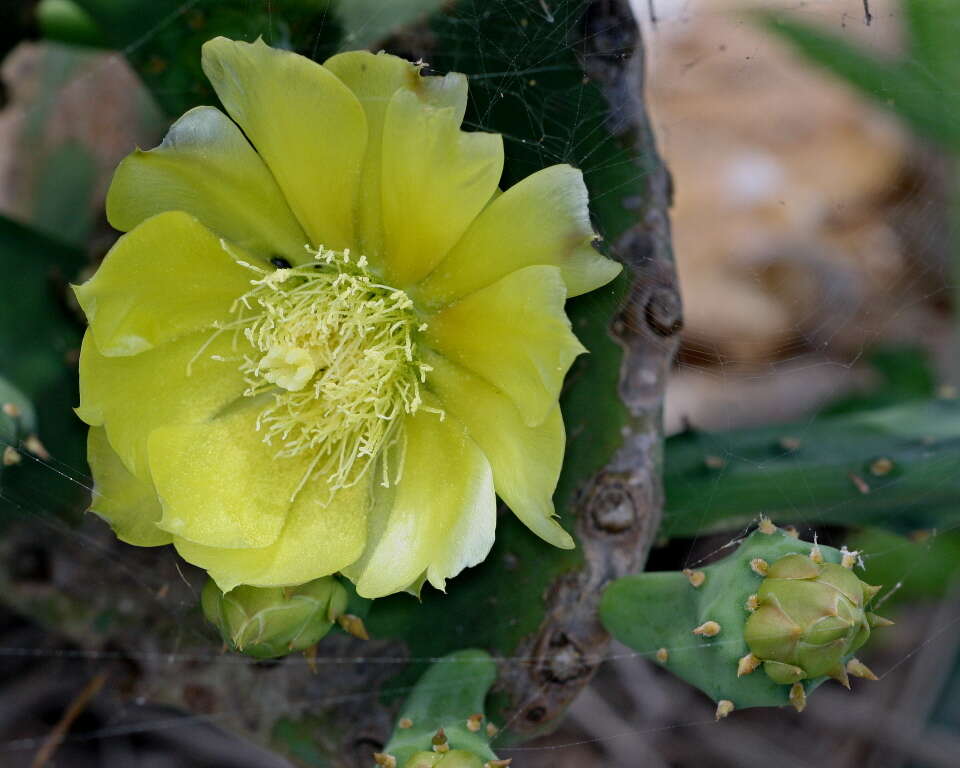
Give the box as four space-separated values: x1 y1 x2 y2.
0 0 958 766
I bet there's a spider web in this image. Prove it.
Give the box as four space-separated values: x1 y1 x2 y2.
0 1 958 766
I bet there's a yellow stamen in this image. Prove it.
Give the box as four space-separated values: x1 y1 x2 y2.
219 246 435 499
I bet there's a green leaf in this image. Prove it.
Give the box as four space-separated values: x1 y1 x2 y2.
0 214 87 516
383 649 498 766
850 527 960 607
73 0 343 116
661 398 960 538
905 0 960 86
818 345 936 416
364 0 637 713
759 11 960 151
335 0 446 49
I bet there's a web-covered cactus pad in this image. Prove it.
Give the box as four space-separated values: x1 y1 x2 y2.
600 525 890 713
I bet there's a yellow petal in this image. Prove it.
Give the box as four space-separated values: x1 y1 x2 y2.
346 408 496 598
377 88 502 286
86 427 171 547
148 405 315 549
174 480 369 592
424 265 585 427
323 50 468 260
424 350 573 549
73 211 261 356
76 329 249 481
417 165 621 305
106 106 308 261
201 37 367 252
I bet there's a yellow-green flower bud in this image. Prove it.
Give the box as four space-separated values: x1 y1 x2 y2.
201 576 348 659
402 750 485 768
744 553 881 685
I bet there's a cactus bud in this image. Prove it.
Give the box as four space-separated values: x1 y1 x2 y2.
201 576 348 659
744 553 883 685
601 528 894 714
403 750 485 768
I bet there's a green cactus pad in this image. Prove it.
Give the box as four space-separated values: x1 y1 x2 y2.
381 649 499 767
600 527 889 711
202 576 348 659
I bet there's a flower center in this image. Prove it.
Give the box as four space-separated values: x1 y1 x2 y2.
219 246 435 498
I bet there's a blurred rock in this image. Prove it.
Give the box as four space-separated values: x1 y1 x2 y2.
0 41 164 247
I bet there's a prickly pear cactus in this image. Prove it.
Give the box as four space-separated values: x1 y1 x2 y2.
600 522 892 715
201 576 348 659
376 650 505 768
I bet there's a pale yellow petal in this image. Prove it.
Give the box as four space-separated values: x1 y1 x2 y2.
323 50 468 260
76 329 249 481
86 427 171 547
174 480 369 592
347 408 496 598
380 88 503 286
417 165 621 305
106 106 308 261
424 265 585 427
148 405 315 549
73 211 261 356
424 350 573 549
201 37 367 251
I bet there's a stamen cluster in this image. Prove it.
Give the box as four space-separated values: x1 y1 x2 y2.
225 247 434 498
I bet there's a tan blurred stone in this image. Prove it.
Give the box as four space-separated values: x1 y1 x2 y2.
644 0 910 364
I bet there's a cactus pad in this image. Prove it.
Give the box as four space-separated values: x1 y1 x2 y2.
600 525 891 712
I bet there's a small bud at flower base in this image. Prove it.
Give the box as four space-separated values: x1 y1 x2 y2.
758 517 776 534
485 761 512 768
784 525 799 538
692 620 721 637
466 714 483 732
750 558 769 576
846 658 878 680
432 728 449 752
789 682 806 712
682 568 705 587
745 594 759 612
399 717 414 729
486 722 499 738
2 446 21 466
715 700 734 720
374 753 398 768
202 576 348 659
656 647 669 663
737 653 761 677
2 402 20 418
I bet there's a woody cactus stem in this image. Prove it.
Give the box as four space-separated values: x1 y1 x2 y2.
599 523 892 714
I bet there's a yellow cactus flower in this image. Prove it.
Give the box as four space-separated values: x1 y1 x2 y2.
75 38 620 599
